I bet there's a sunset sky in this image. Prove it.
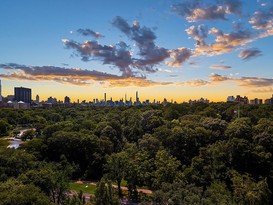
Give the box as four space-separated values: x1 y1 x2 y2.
1 0 273 102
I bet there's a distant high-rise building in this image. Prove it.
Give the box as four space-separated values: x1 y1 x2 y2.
227 96 235 102
250 98 263 105
136 91 139 102
36 95 40 103
104 93 106 102
64 96 70 104
265 95 273 105
14 87 31 103
235 95 249 104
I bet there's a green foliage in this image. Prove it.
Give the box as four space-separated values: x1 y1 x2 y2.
105 151 129 197
0 119 10 136
0 148 36 180
231 170 271 205
1 104 273 204
95 178 120 205
65 190 90 205
0 179 53 205
152 150 181 189
18 159 73 204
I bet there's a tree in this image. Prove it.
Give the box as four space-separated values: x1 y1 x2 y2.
65 190 89 205
138 134 161 157
152 149 181 189
105 152 129 197
0 119 10 137
231 170 271 205
225 117 252 140
95 178 120 205
0 179 54 205
202 181 234 205
18 161 72 205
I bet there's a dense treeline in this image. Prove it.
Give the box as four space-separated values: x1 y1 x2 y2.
1 102 273 204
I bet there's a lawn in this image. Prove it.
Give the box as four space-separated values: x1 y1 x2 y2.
69 183 97 195
0 139 9 148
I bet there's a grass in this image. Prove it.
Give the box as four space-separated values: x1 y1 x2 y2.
0 139 9 148
69 183 97 195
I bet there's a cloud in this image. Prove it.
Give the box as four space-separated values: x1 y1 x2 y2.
249 6 273 38
171 0 242 22
209 64 232 70
185 25 208 46
238 77 273 87
0 63 171 87
184 79 210 86
112 16 171 69
159 68 172 73
63 39 134 77
169 75 178 77
171 1 226 22
252 87 273 93
209 73 231 82
77 29 104 38
166 47 192 67
222 0 242 15
104 78 173 87
193 27 254 56
64 17 191 76
209 73 273 88
239 48 262 60
249 7 273 30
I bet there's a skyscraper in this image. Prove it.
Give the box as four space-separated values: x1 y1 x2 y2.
64 96 70 104
14 87 31 103
36 95 40 103
136 91 139 103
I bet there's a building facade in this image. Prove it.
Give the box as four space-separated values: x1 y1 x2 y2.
14 87 31 103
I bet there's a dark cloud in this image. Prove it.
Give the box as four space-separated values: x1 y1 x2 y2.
112 16 171 70
77 29 104 38
63 39 134 77
239 48 262 60
0 63 173 87
0 63 125 80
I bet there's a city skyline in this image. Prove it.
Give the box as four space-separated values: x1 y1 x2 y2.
1 0 273 102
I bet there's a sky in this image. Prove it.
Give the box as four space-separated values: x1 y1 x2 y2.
0 0 273 102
